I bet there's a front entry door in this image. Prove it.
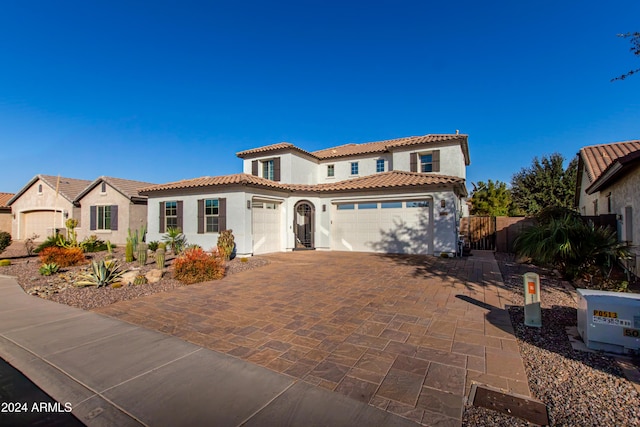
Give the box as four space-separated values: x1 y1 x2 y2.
294 201 314 249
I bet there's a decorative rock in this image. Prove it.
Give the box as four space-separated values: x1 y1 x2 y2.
121 270 140 285
145 269 163 284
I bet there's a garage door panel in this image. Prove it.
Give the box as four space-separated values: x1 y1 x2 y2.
252 202 281 255
23 211 57 240
331 201 431 254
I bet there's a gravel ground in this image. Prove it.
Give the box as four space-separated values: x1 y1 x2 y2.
463 253 640 426
0 242 269 311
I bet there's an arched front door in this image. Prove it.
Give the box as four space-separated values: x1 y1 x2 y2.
294 201 314 249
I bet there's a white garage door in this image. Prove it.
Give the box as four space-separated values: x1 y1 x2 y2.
252 200 282 254
22 210 57 240
331 200 432 254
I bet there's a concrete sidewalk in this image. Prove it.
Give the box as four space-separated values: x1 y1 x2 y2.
0 275 419 427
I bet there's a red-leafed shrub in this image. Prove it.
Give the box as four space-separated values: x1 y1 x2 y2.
38 246 86 267
173 247 225 285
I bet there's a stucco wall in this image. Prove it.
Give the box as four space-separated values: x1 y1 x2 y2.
77 184 133 245
318 153 394 184
392 143 466 179
10 178 75 240
0 211 11 234
607 165 640 273
577 164 607 215
242 152 318 184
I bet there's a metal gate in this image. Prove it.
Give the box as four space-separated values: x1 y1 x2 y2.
464 216 496 250
294 201 314 249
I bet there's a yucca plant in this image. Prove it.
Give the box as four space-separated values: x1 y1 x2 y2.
76 259 125 288
39 263 59 276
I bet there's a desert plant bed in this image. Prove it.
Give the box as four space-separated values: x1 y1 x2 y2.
0 244 269 311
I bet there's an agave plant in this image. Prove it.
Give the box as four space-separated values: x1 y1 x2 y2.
76 259 125 288
39 262 59 276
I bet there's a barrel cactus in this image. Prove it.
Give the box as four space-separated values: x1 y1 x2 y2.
155 248 166 269
137 243 148 266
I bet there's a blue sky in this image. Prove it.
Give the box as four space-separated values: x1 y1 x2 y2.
1 1 638 193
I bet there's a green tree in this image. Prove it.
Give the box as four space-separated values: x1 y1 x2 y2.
612 32 640 81
470 180 514 216
510 153 577 216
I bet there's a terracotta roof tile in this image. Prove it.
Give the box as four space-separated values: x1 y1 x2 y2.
312 134 469 161
141 171 464 194
236 143 316 159
236 134 470 165
0 192 14 208
580 140 640 182
75 176 157 202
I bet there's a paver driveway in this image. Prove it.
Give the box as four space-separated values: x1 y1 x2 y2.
95 251 529 426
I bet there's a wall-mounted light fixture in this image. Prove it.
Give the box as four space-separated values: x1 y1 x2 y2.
63 211 69 219
322 204 326 212
247 200 251 209
440 200 446 209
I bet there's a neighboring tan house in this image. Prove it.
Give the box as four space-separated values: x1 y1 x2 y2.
74 176 155 244
0 193 13 233
7 175 90 241
576 139 640 275
142 134 470 257
7 175 154 244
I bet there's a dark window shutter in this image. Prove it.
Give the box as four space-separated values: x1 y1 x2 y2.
197 199 204 234
432 150 440 172
159 202 165 233
410 153 417 172
110 205 118 230
218 198 226 232
89 206 96 231
252 160 258 176
177 201 184 231
274 157 281 181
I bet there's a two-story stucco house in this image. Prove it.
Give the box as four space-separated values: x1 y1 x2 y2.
142 134 470 257
7 175 154 244
576 139 640 275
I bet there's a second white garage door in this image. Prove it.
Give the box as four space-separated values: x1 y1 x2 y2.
331 200 432 254
252 200 282 255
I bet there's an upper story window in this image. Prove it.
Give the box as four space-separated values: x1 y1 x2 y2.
420 154 434 172
351 162 359 175
327 164 335 177
38 184 43 194
101 182 107 193
376 159 385 173
165 201 178 229
251 158 280 181
263 160 275 180
411 150 440 173
205 199 219 233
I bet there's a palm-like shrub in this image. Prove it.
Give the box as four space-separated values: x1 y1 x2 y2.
76 259 125 287
514 213 630 283
162 227 187 254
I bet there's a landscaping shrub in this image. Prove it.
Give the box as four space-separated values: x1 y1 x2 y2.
217 229 235 260
148 241 159 252
162 227 187 254
39 263 60 276
80 235 108 253
514 212 630 286
173 247 225 285
0 231 11 253
38 247 86 267
76 259 124 287
0 259 10 267
34 235 64 253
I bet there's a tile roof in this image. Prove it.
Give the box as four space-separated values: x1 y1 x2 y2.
140 171 465 195
0 192 14 208
312 134 469 161
580 140 640 182
75 176 157 202
236 142 316 159
7 175 92 205
236 134 470 165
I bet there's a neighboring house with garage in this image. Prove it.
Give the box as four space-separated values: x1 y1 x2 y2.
73 176 155 244
143 133 470 257
0 193 13 233
7 175 90 241
576 139 640 276
7 175 154 244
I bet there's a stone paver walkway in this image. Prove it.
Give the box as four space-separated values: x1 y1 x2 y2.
96 250 529 426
